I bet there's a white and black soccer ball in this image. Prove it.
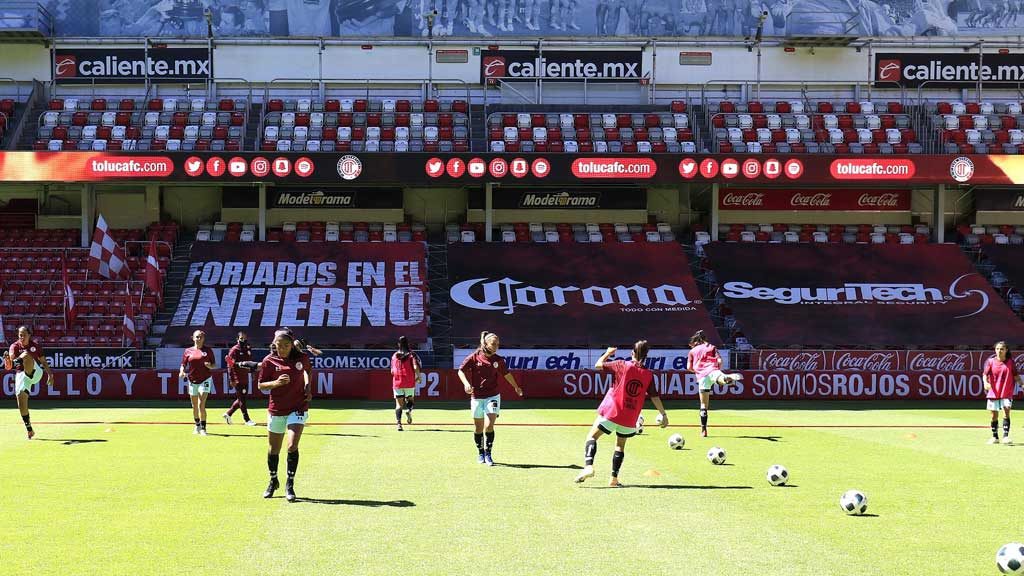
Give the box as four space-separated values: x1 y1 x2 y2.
766 464 789 486
668 433 685 450
706 446 726 465
997 543 1024 574
636 415 644 435
839 489 868 515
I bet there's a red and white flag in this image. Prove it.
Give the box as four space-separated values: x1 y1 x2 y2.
145 240 162 303
62 252 77 328
123 288 137 346
88 214 131 280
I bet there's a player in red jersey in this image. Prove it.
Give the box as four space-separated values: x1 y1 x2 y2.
3 326 55 439
687 330 742 437
223 331 257 427
575 340 668 487
180 330 216 436
390 336 421 431
257 330 312 502
457 331 523 466
983 341 1024 445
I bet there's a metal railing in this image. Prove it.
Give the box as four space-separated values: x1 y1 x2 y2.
0 1 53 36
482 74 653 108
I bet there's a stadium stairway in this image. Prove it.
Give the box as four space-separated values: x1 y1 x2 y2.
469 103 487 153
147 239 194 347
245 101 263 151
14 99 45 151
426 241 454 366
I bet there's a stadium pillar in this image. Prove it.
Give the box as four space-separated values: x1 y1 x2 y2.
484 182 494 242
935 185 945 243
258 183 267 241
80 184 94 248
710 184 719 241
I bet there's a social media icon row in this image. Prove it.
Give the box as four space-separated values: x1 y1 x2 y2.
183 156 314 178
677 157 804 180
425 157 551 179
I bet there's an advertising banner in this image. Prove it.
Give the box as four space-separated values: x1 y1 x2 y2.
0 152 1018 186
269 187 404 209
451 348 730 371
718 188 910 211
468 188 646 210
43 347 137 369
447 243 719 347
165 242 427 345
876 52 1024 88
704 243 1024 347
54 48 211 84
480 49 643 83
754 349 982 372
974 189 1024 211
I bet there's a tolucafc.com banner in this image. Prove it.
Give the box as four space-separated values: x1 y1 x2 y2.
165 242 427 345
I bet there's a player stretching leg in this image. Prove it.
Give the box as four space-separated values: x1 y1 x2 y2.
4 326 54 439
457 331 523 466
224 331 257 426
258 330 312 502
983 341 1023 445
575 341 667 487
390 336 421 431
180 330 216 436
687 330 742 438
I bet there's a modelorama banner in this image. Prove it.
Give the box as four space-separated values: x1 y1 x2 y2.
165 242 427 345
468 187 646 210
752 349 1006 372
718 188 910 211
876 52 1024 89
446 243 719 347
480 50 643 83
269 187 404 209
451 348 730 371
2 152 1023 186
974 188 1024 211
704 243 1024 348
1 369 1001 401
54 48 211 84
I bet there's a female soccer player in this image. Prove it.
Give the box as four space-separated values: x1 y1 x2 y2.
574 341 667 487
257 330 312 502
3 326 54 439
180 329 215 436
983 341 1023 444
457 331 522 465
687 329 743 437
223 331 257 426
390 336 421 431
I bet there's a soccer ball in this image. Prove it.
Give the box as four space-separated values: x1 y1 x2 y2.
668 433 685 450
706 447 726 464
766 464 788 486
839 489 868 515
997 543 1024 574
636 415 644 435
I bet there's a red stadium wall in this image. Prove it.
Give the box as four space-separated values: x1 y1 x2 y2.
2 369 994 401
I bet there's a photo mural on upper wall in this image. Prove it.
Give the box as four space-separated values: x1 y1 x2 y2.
0 0 1020 37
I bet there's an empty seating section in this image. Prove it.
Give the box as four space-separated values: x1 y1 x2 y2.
35 97 247 152
928 101 1024 154
260 98 469 153
709 100 921 154
198 221 427 243
487 101 695 153
0 97 16 147
698 224 930 250
957 224 1024 247
447 222 676 243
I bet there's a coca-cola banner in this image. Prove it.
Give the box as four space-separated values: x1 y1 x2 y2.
165 242 427 346
3 368 1000 401
719 188 910 211
704 243 1024 347
755 350 979 372
447 243 719 347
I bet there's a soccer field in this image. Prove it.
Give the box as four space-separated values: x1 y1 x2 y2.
1 400 1019 576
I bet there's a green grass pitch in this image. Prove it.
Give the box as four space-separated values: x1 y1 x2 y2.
1 400 1020 575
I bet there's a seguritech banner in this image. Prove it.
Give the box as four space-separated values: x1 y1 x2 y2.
452 348 730 371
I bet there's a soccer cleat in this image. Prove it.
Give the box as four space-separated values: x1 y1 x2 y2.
406 410 413 425
26 429 34 440
263 478 280 498
244 420 257 427
285 480 296 502
484 453 495 466
222 413 232 425
1003 436 1014 445
397 423 404 431
988 437 999 444
199 428 208 436
574 465 595 483
193 425 200 435
609 477 623 488
701 427 708 438
477 453 486 464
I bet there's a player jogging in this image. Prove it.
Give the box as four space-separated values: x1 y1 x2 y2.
223 331 257 426
180 330 216 436
687 329 742 437
391 336 421 431
983 341 1023 445
3 326 54 439
457 331 523 466
574 341 668 487
257 330 312 502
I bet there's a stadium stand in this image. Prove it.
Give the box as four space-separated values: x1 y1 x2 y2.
198 221 428 243
709 224 931 245
926 101 1024 155
445 222 676 243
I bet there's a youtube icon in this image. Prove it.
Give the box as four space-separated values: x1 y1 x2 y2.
468 158 486 178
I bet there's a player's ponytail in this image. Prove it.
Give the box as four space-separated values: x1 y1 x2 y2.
397 335 411 359
479 331 498 355
633 340 650 367
689 330 707 347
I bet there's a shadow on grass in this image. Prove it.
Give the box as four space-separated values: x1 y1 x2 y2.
849 513 880 518
734 435 783 442
309 433 380 438
774 484 799 488
494 462 582 470
36 438 108 445
296 498 415 507
587 484 754 490
406 428 466 433
206 433 265 438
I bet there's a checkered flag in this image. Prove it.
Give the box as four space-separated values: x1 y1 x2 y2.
123 288 137 346
88 214 131 280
